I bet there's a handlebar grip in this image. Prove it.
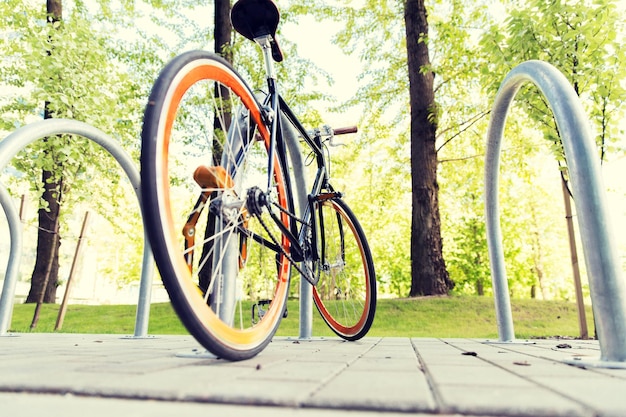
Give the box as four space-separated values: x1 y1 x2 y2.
333 126 358 135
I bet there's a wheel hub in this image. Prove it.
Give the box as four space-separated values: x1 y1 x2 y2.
246 186 268 216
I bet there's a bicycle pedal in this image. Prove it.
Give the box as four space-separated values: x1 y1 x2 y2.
251 300 270 324
251 300 288 324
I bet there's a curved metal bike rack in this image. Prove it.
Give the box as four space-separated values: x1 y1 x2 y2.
281 113 313 339
0 184 23 335
485 60 626 367
0 118 154 337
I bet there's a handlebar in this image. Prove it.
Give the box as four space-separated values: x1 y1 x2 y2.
332 126 358 136
309 124 358 138
306 124 358 147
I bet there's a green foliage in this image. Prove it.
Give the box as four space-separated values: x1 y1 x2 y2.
9 296 595 339
282 0 414 296
479 0 626 162
281 0 569 299
2 0 621 300
436 0 624 302
0 0 164 287
0 2 143 215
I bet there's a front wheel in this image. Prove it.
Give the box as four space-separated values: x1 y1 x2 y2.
313 197 376 340
141 51 292 361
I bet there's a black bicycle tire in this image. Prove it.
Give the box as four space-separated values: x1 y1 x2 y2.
141 50 291 361
313 197 376 340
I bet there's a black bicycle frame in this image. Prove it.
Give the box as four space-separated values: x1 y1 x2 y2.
258 90 337 270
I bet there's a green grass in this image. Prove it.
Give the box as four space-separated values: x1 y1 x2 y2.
8 295 595 339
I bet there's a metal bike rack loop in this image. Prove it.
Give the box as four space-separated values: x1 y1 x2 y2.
0 184 23 335
0 118 154 337
485 60 626 367
281 113 313 339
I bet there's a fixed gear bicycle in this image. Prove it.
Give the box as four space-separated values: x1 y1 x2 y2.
140 0 376 361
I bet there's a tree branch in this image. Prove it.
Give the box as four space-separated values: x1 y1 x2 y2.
436 109 491 152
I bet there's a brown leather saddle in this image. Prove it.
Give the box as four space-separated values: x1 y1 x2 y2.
231 0 284 62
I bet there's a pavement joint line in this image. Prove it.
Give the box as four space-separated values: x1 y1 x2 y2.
441 339 600 417
302 337 382 403
411 338 447 415
0 383 437 415
484 340 626 380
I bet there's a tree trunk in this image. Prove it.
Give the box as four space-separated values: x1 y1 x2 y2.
561 176 588 339
530 204 547 299
25 169 63 303
198 0 233 294
213 0 232 131
404 0 453 296
214 0 232 63
25 0 63 304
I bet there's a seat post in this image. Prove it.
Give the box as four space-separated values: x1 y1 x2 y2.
255 35 277 83
253 34 280 191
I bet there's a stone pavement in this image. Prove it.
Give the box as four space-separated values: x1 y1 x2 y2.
1 333 625 417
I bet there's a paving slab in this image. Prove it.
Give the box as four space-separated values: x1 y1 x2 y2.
1 333 625 416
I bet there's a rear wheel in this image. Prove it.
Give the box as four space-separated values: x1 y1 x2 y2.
313 197 376 340
141 50 292 360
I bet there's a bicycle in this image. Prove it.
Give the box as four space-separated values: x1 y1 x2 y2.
140 0 376 361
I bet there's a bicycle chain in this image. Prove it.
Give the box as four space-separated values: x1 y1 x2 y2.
255 203 320 286
271 199 308 228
